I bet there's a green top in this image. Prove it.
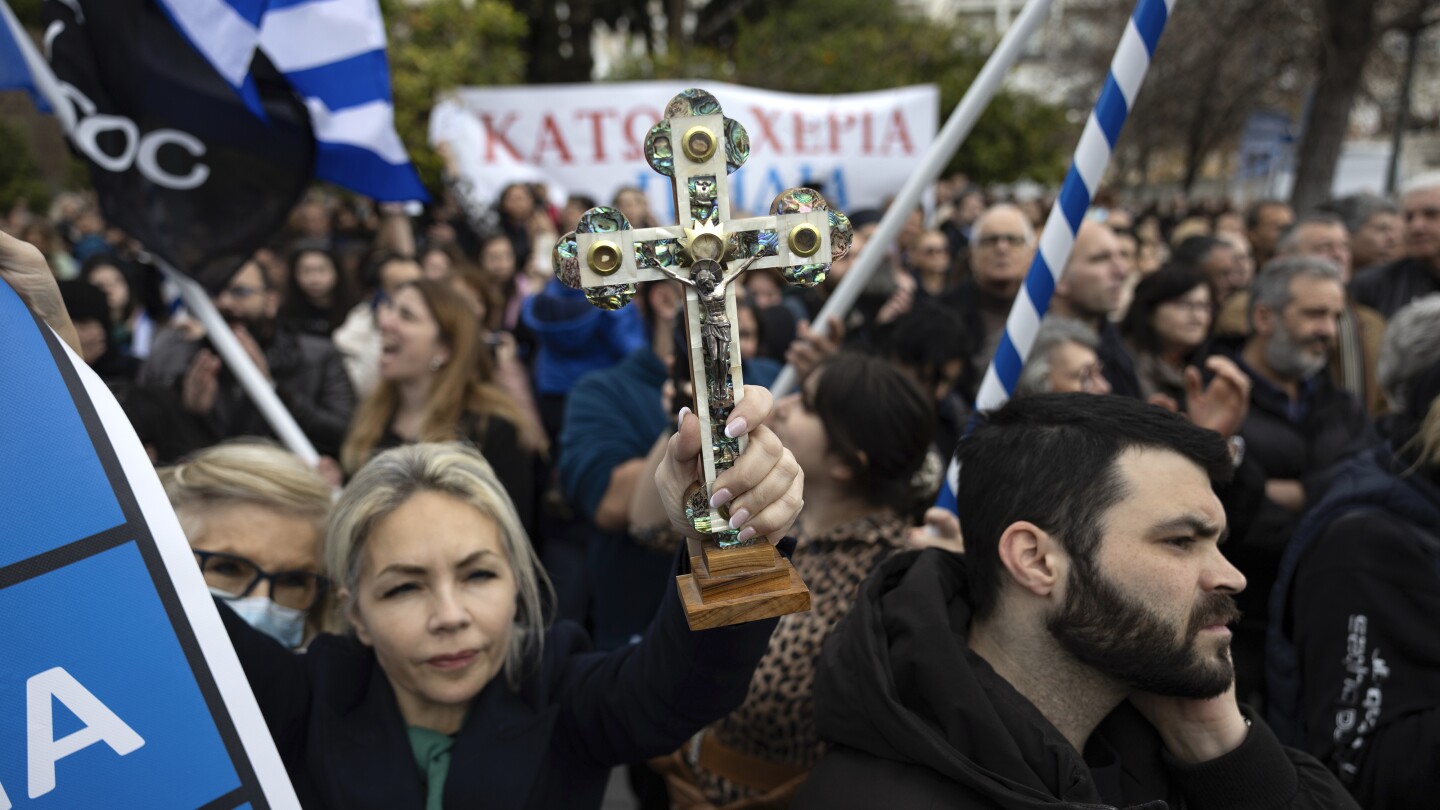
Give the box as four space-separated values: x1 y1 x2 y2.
407 726 456 810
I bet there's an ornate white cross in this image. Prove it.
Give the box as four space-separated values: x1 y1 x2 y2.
555 88 852 548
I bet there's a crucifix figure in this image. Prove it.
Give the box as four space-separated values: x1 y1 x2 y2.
553 88 852 629
654 230 755 413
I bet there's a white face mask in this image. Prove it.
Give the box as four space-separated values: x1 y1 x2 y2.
213 588 307 649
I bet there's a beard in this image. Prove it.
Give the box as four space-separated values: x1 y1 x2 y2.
1046 559 1242 699
1265 323 1329 381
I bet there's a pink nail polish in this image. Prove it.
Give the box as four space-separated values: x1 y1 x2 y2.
728 508 750 530
725 416 747 439
709 488 733 508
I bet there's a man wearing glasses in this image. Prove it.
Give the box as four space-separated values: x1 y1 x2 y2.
138 256 356 458
949 204 1036 398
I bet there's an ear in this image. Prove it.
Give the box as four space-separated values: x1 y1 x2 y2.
1054 273 1073 300
342 588 373 647
995 521 1066 600
828 449 865 484
264 290 280 319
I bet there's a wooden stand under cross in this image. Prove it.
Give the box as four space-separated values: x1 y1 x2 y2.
553 88 852 629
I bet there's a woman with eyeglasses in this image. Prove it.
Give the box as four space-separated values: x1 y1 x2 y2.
214 382 799 809
161 441 334 648
1120 264 1216 407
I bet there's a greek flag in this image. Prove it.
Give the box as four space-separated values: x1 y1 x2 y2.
156 0 427 202
0 0 51 111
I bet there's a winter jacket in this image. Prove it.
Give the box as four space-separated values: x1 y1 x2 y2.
1227 355 1374 557
558 347 672 649
1098 321 1143 401
138 324 356 456
1349 257 1440 319
521 279 646 397
796 549 1357 810
1267 443 1440 808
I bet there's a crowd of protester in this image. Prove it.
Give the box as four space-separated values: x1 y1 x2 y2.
3 159 1440 810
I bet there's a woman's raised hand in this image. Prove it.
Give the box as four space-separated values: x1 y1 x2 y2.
0 229 80 355
655 385 803 546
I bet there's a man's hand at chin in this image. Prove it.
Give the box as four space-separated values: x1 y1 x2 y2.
1129 681 1249 764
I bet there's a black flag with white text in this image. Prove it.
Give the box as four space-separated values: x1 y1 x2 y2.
44 0 313 291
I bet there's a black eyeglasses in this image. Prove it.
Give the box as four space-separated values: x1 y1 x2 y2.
977 234 1028 249
193 550 330 612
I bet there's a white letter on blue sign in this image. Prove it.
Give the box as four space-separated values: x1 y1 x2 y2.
25 667 145 799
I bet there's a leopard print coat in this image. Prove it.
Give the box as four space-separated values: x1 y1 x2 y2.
693 511 911 805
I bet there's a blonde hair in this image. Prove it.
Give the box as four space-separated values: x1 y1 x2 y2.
159 441 332 543
340 279 545 474
326 442 554 690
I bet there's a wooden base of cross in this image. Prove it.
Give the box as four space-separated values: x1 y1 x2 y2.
678 540 810 631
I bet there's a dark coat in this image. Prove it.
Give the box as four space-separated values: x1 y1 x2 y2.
558 348 673 649
138 325 356 456
219 549 778 810
1098 321 1143 400
1349 256 1440 319
1268 443 1440 808
1230 358 1374 557
795 549 1357 810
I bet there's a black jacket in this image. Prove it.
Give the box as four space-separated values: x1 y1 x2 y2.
1349 256 1440 319
1228 356 1374 558
220 550 778 809
795 549 1356 810
1098 321 1143 401
139 325 356 456
1268 443 1440 809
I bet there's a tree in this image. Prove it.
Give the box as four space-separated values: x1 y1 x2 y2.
607 0 1073 183
381 0 528 189
515 0 595 83
1056 0 1314 193
1290 0 1439 210
0 118 50 212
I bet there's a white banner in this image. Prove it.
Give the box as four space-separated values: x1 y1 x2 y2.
429 80 939 225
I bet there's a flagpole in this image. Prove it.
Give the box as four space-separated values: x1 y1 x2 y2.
769 0 1055 397
158 263 321 466
2 0 321 466
936 0 1176 514
974 0 1174 411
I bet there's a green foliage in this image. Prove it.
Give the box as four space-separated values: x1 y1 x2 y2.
608 0 1071 183
950 92 1071 185
0 118 51 211
8 0 41 27
381 0 528 189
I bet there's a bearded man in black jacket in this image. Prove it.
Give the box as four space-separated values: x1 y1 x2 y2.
797 394 1355 810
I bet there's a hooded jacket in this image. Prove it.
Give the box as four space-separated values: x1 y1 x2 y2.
795 549 1356 810
1266 441 1440 808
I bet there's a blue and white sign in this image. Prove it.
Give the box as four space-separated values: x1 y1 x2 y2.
0 281 298 809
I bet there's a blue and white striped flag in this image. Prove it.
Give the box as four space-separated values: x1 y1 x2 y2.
936 0 1175 515
156 0 428 202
